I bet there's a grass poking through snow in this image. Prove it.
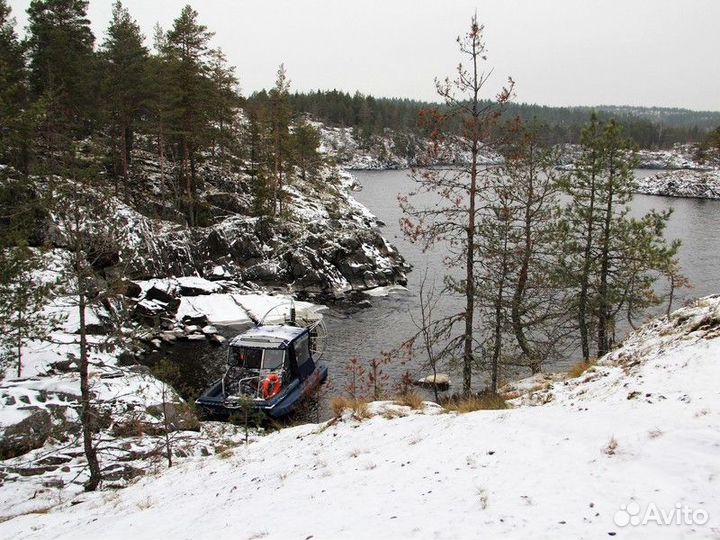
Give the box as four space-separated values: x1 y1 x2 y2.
442 391 508 413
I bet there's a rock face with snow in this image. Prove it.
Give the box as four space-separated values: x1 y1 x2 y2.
3 296 719 539
0 409 52 460
314 121 501 170
635 169 720 199
26 146 408 300
557 142 711 171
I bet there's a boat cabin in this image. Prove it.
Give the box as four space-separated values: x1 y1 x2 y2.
196 324 328 419
223 325 315 403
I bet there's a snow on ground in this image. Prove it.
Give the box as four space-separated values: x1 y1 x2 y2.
0 271 327 524
174 292 322 328
3 297 719 539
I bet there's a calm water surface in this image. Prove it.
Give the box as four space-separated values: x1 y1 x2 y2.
159 169 720 417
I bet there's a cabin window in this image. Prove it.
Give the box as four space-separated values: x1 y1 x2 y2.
263 349 285 370
234 347 262 369
231 347 285 370
294 335 311 367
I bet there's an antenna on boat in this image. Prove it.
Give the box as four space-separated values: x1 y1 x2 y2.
255 297 328 360
257 297 297 326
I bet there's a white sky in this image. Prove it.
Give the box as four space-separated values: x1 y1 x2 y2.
8 0 720 111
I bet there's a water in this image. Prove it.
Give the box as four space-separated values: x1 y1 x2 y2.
156 169 720 418
341 169 720 374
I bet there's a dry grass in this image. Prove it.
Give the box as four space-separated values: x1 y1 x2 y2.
603 436 619 455
567 358 596 378
394 392 424 410
330 396 371 419
381 408 407 420
442 391 508 413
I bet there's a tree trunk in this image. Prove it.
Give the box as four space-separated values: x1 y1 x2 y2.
578 165 597 361
182 138 194 227
162 389 173 468
597 150 616 358
16 308 22 378
120 123 129 200
491 217 510 392
78 289 101 491
511 149 539 373
189 146 198 226
463 138 477 398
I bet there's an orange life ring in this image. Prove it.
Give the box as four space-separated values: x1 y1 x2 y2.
262 374 282 399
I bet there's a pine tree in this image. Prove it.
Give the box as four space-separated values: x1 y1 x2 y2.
559 116 681 359
503 129 570 374
206 47 239 162
400 17 513 397
292 120 322 181
26 0 97 130
145 26 173 200
99 1 149 196
473 124 571 388
162 5 215 226
0 0 36 172
246 104 272 216
267 64 292 216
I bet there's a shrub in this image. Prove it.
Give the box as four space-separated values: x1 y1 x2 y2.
330 396 371 419
442 391 508 413
603 436 619 455
567 358 596 378
394 392 424 410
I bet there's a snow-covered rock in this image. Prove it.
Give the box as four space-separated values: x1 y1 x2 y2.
314 121 501 170
635 169 720 199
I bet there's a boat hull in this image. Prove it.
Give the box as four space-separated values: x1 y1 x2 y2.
196 363 329 420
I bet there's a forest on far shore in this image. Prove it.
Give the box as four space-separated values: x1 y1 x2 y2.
276 89 720 149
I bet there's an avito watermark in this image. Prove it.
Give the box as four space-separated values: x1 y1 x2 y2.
614 501 709 527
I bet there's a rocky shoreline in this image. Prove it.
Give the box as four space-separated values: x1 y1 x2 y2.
634 169 720 199
317 125 720 201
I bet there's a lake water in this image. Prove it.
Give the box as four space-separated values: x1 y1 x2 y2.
330 169 720 376
158 169 720 417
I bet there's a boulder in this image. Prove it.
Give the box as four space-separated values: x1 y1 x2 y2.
202 325 218 336
146 283 178 304
180 314 209 327
413 373 451 390
0 408 52 459
209 334 226 346
177 276 222 296
119 280 143 298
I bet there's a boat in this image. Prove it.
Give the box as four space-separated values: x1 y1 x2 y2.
195 304 328 419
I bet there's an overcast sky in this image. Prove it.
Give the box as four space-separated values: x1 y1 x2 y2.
8 0 720 111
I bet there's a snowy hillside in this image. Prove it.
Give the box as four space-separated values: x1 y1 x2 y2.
0 258 327 522
3 296 719 539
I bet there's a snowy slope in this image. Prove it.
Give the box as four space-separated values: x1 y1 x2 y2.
2 297 719 539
